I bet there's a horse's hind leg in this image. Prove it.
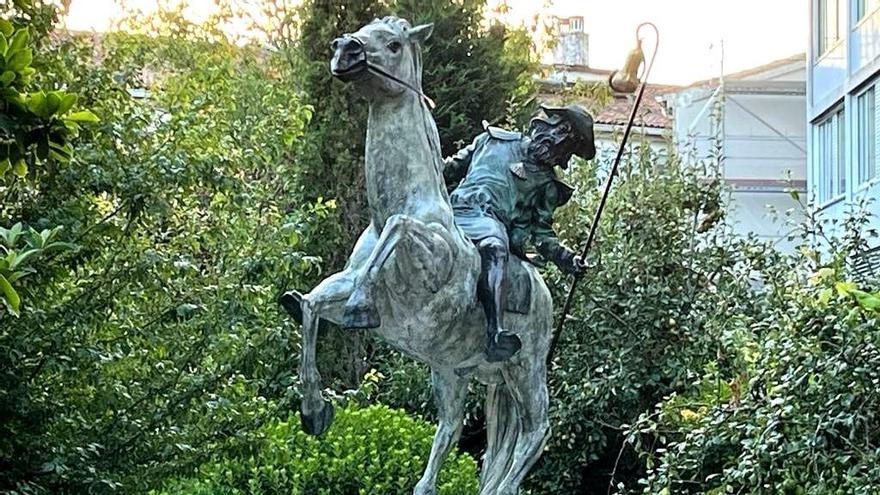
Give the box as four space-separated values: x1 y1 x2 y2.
495 360 551 494
414 368 469 495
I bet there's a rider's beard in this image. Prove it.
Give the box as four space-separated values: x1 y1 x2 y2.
527 137 554 167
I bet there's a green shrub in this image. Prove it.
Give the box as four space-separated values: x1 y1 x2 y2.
519 143 758 493
1 5 316 492
626 207 880 494
155 404 479 495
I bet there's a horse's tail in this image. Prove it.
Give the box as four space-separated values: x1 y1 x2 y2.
480 382 520 493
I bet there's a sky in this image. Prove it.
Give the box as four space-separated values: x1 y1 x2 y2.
65 0 808 86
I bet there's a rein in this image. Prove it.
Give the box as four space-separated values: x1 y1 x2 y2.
340 33 436 109
366 62 437 110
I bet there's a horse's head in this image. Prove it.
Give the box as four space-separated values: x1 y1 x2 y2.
330 16 433 101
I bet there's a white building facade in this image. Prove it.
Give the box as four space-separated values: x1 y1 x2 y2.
808 0 880 227
664 56 808 250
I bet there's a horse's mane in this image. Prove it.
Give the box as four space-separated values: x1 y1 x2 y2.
370 16 412 33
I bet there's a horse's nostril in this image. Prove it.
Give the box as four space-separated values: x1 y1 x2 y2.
331 38 340 51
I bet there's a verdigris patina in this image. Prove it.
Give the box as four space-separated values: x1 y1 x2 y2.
279 16 594 495
444 104 595 362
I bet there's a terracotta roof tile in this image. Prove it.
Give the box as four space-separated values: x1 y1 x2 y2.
593 85 678 129
538 83 679 129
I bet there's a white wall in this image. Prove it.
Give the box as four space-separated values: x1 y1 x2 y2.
808 0 880 235
726 190 803 251
667 76 807 251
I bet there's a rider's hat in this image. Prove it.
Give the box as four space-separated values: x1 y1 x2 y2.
537 104 596 161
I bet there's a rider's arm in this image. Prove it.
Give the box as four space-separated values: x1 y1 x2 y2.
442 134 482 189
532 183 581 276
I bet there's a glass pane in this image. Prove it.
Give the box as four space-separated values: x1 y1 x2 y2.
857 88 876 184
838 109 846 196
819 118 833 202
859 0 880 20
870 92 877 182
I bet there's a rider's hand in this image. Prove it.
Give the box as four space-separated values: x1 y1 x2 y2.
561 254 589 277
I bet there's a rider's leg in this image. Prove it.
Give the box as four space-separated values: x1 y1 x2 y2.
478 237 522 362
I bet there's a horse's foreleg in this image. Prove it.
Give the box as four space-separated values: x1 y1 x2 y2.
414 368 469 495
344 214 412 329
299 296 336 435
285 225 377 436
296 271 360 436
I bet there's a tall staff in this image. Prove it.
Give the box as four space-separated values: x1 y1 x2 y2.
547 22 660 364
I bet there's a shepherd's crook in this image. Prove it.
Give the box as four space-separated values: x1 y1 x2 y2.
547 22 660 365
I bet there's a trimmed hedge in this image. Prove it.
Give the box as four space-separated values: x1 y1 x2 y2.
155 404 479 495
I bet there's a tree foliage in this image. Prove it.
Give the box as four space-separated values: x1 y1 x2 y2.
626 208 880 495
289 0 540 271
0 4 317 492
0 0 92 314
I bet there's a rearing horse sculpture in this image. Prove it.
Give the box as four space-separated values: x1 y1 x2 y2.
281 16 553 495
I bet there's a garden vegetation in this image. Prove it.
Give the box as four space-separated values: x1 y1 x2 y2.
1 0 878 494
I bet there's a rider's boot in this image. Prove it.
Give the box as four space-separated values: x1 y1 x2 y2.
478 238 522 363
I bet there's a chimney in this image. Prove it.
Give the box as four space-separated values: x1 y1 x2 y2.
553 16 589 66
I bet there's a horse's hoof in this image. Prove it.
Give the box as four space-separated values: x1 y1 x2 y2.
300 401 335 436
279 291 303 324
343 289 380 329
486 330 522 363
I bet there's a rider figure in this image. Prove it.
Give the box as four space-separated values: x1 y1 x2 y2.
443 104 596 362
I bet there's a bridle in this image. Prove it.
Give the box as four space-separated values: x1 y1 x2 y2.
338 35 436 110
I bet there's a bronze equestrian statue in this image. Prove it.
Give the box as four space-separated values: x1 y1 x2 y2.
280 16 595 495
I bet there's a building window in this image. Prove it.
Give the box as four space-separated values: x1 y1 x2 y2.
816 107 846 202
570 17 583 32
857 87 877 183
818 0 841 54
856 0 880 21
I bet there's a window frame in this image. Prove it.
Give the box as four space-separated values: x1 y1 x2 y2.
815 105 848 206
856 85 879 187
818 0 843 57
854 0 880 25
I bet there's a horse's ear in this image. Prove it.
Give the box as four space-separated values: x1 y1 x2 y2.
409 23 434 44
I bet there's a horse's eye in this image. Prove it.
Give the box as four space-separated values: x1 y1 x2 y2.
387 41 402 53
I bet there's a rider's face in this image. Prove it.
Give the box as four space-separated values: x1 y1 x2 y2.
527 119 577 168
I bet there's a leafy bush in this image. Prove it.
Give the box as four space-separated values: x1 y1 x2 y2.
154 404 479 495
626 208 880 495
0 2 93 314
0 5 317 493
0 15 97 178
514 143 753 493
